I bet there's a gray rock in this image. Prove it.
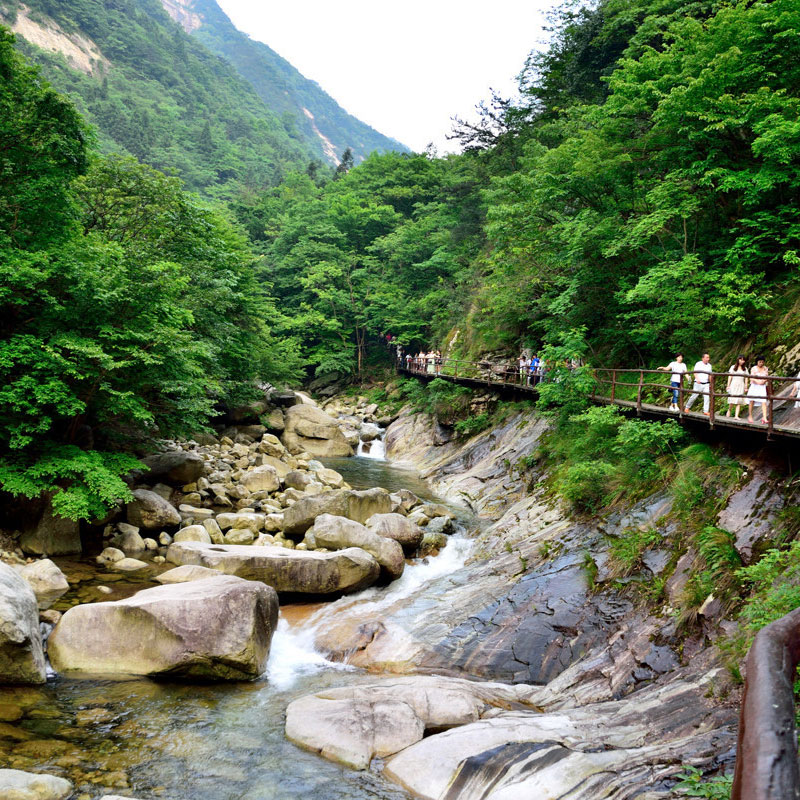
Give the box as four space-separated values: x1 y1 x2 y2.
0 563 47 684
202 518 225 544
48 575 278 680
126 489 181 530
111 524 145 553
308 514 405 580
19 498 81 556
225 529 255 545
14 559 69 609
0 769 72 799
112 558 149 572
282 488 393 537
173 525 212 544
239 465 280 493
366 513 424 552
216 513 265 533
166 541 380 595
281 404 353 457
284 470 316 492
155 565 221 584
178 505 215 521
96 547 125 565
141 451 204 485
426 515 453 535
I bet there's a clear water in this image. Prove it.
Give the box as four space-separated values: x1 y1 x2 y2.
1 454 476 799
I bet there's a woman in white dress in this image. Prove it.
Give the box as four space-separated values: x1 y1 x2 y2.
747 356 769 424
725 356 748 419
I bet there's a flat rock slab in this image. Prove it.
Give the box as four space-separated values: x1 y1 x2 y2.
0 769 72 800
154 565 221 584
48 575 278 680
166 541 380 595
285 676 534 770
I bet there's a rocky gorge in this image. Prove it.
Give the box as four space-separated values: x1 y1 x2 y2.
0 385 787 798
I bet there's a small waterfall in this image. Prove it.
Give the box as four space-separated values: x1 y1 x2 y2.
297 533 473 646
265 616 354 690
357 437 385 459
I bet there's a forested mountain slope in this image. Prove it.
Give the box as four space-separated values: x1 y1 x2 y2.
169 0 407 165
0 0 404 198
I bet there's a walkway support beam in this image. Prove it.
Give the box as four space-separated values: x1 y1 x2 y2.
732 606 800 800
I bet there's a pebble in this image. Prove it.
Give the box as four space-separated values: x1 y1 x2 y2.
97 586 113 595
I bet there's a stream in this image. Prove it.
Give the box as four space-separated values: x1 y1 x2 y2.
0 452 477 799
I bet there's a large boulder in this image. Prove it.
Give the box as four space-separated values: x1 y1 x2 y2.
19 499 81 556
0 563 46 684
126 489 181 529
173 525 212 544
14 559 69 609
140 451 204 485
282 488 393 537
281 404 353 458
307 515 404 580
166 541 380 595
47 575 278 680
0 769 73 800
366 513 424 552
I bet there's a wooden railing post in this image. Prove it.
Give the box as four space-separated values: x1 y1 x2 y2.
678 373 685 416
767 377 774 439
636 370 643 414
611 370 617 402
709 373 715 428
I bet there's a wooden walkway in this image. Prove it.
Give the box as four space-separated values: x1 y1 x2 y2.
398 360 800 443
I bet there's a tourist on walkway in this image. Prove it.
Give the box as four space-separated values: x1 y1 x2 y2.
426 351 436 374
530 355 541 385
725 356 748 418
685 353 713 414
747 356 770 424
435 350 442 374
658 353 688 411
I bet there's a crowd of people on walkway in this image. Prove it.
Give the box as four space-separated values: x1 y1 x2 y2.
658 353 774 423
403 350 443 374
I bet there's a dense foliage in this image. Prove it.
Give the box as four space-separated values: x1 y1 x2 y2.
246 0 799 374
0 32 299 518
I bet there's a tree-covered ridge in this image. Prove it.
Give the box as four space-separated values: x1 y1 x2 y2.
186 0 408 165
255 0 800 374
0 28 300 518
0 0 313 197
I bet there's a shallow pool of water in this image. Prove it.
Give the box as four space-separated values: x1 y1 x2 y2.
3 452 482 798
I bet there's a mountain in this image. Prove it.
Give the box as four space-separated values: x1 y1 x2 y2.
0 0 406 196
164 0 408 165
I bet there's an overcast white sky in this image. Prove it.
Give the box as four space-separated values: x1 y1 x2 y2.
216 0 555 153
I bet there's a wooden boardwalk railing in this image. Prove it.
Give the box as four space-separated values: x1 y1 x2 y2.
398 358 800 441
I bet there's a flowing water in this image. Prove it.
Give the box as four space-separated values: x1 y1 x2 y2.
1 452 476 799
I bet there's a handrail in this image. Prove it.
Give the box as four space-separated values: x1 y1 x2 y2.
397 356 800 438
732 606 800 800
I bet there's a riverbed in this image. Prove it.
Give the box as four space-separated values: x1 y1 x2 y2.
0 454 476 799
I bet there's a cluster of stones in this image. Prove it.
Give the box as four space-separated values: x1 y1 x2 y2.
0 401 457 685
321 395 394 450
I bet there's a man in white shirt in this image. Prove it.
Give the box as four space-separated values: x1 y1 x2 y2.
685 353 713 414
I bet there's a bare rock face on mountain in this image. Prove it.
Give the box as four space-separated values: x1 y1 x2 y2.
166 541 380 595
281 404 353 458
0 562 47 684
47 575 278 680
